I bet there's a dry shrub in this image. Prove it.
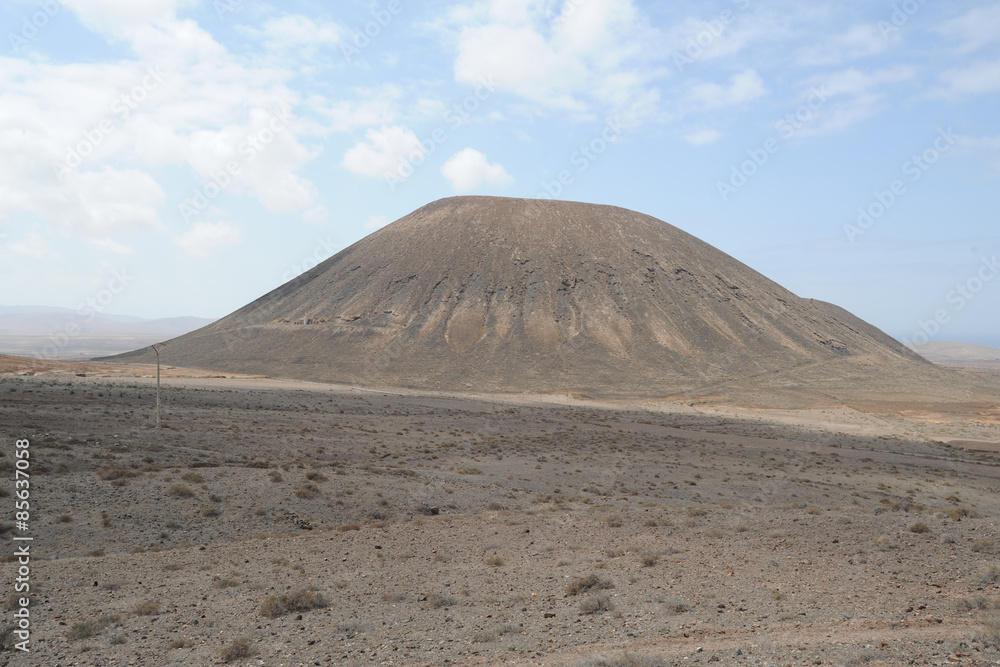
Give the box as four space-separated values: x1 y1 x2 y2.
66 614 119 640
259 589 328 618
220 636 254 663
974 616 1000 649
972 539 995 554
974 564 1000 585
955 595 998 611
426 592 456 608
305 471 327 482
566 574 614 596
132 601 161 616
908 522 930 534
662 598 690 614
166 483 195 498
295 483 320 499
98 467 136 482
579 594 614 615
180 472 205 483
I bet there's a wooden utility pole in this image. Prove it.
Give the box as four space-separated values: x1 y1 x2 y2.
152 344 165 428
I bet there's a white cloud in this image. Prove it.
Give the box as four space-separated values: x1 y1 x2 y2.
957 134 1000 171
63 0 180 37
937 4 1000 53
7 232 50 259
0 7 330 246
933 59 1000 98
799 24 892 66
820 66 915 97
173 221 242 257
248 15 343 49
682 128 721 145
451 0 658 117
798 66 915 135
88 237 136 255
341 125 424 180
441 148 513 192
312 86 402 134
684 70 765 110
364 214 390 230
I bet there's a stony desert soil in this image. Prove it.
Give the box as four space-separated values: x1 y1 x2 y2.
1 359 999 666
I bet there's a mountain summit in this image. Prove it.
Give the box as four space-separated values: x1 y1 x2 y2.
108 196 946 404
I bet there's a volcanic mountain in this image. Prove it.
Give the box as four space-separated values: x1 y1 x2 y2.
109 196 968 405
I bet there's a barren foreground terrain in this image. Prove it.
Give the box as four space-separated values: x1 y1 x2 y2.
1 359 999 666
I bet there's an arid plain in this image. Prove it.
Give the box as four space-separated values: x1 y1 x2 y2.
1 354 999 666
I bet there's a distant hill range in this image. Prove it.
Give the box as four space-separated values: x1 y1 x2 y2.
0 306 214 359
907 341 1000 371
103 196 1000 407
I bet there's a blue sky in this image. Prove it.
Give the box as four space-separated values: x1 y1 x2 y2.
1 0 998 348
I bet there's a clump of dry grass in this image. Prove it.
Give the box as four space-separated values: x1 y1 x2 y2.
566 574 614 596
132 601 161 616
219 636 254 663
949 506 978 521
974 564 1000 585
662 598 690 614
426 592 456 608
955 595 998 612
97 467 137 482
166 483 195 498
66 614 120 640
972 538 995 554
579 594 614 615
974 616 1000 649
259 589 328 618
295 483 320 499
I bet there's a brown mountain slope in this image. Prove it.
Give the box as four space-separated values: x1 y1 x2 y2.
105 196 989 405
